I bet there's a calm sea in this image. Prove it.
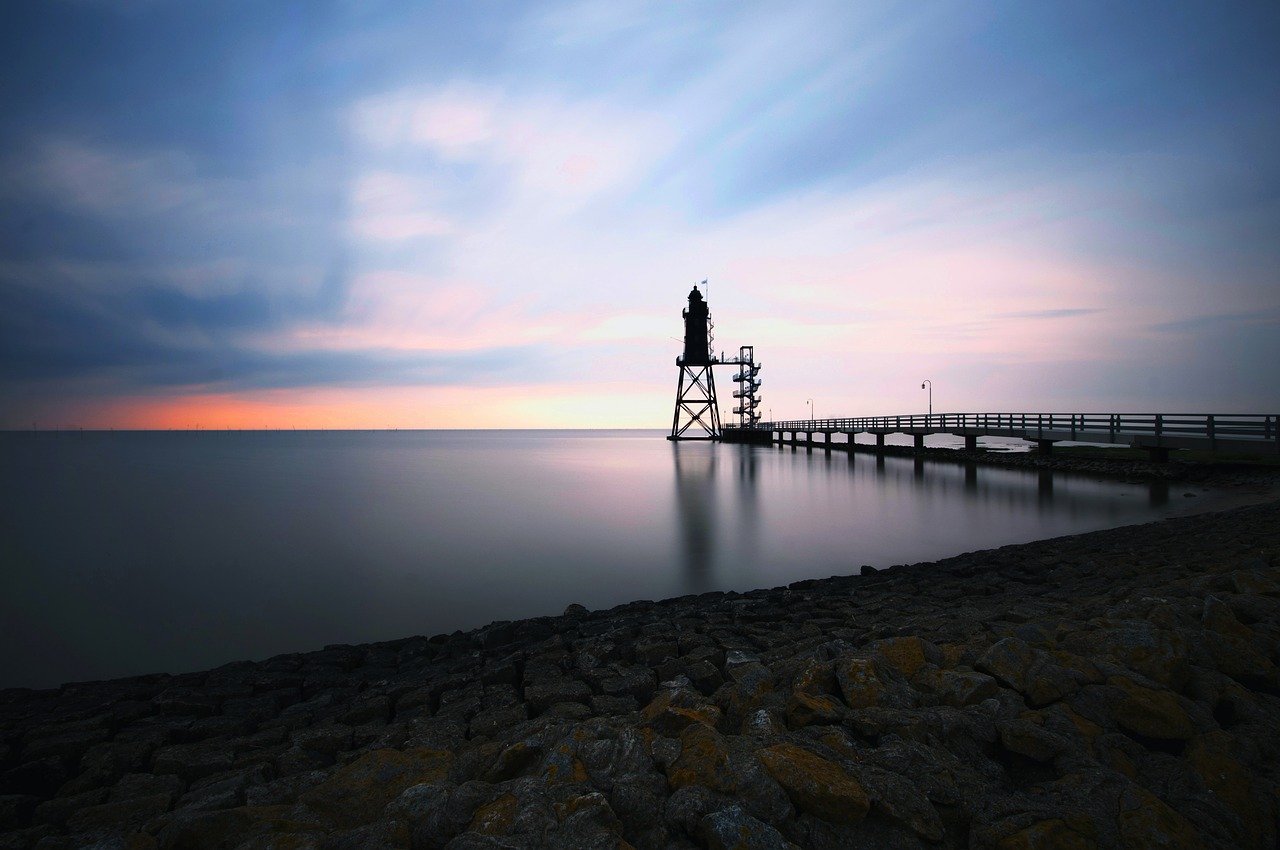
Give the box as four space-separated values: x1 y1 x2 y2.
1 429 1197 689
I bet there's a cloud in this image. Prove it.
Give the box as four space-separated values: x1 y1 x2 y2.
0 278 541 392
348 171 455 241
349 83 677 214
23 137 208 219
1149 309 1280 335
998 309 1101 320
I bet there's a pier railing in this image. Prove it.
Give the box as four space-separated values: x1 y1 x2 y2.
725 413 1278 454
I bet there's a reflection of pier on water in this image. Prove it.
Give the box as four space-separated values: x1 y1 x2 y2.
791 441 1172 512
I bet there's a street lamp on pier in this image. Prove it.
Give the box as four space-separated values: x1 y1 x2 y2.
921 380 932 423
806 398 814 423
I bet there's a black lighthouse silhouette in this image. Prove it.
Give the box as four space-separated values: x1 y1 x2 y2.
669 286 721 440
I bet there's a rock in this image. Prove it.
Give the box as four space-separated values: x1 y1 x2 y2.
1116 784 1207 850
525 680 593 715
298 748 451 828
912 669 1000 707
997 717 1071 763
867 636 935 678
976 638 1101 707
539 732 590 784
856 765 945 842
757 744 869 826
699 805 797 850
386 782 451 847
150 742 235 782
1107 676 1194 740
640 689 723 737
1201 596 1253 639
1062 622 1189 691
1202 631 1278 686
996 817 1097 849
784 692 845 728
834 656 885 709
0 795 41 831
1230 566 1279 596
65 793 173 833
1185 732 1275 849
667 723 734 793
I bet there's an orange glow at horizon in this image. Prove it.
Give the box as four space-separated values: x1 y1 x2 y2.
41 385 671 431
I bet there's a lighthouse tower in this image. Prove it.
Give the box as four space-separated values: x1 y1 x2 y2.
668 286 722 440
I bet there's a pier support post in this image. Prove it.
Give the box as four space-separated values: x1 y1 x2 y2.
1036 440 1055 455
914 434 926 449
964 435 978 451
876 433 886 450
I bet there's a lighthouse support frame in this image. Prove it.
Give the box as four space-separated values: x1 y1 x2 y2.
669 362 721 441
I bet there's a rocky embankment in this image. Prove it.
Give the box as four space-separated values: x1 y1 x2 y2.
3 501 1279 850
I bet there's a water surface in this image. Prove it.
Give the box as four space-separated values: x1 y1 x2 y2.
1 429 1198 688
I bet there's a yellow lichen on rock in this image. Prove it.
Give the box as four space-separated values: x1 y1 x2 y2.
667 722 734 792
835 656 885 709
641 689 723 736
759 743 869 825
1107 676 1194 740
469 793 519 835
868 636 929 678
785 691 845 727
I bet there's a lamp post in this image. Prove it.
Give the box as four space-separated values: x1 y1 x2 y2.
806 398 814 423
921 380 932 424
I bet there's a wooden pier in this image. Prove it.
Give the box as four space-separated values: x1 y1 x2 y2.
723 412 1279 460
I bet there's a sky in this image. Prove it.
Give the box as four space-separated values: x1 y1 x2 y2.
1 1 1278 430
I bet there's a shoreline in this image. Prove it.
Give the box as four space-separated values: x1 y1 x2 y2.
3 498 1278 848
4 461 1277 697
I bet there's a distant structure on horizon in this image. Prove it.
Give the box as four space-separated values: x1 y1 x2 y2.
668 284 762 441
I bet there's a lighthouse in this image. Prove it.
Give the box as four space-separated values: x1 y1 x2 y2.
668 286 722 440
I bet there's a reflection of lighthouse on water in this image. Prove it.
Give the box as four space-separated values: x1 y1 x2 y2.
672 442 762 595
